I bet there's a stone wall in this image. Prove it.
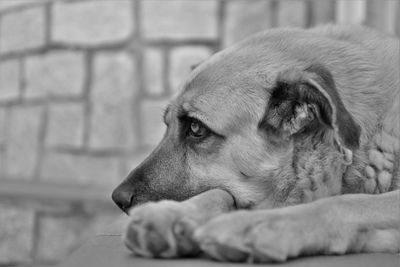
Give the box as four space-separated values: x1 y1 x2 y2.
0 0 398 266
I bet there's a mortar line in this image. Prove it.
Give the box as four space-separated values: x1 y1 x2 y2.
18 57 26 102
33 103 49 180
270 0 278 28
217 0 226 50
0 0 51 16
30 210 42 264
1 107 11 176
131 0 144 153
163 46 171 95
82 51 93 149
305 0 313 28
44 1 52 45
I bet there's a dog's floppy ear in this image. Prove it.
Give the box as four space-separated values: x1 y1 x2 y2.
260 64 360 158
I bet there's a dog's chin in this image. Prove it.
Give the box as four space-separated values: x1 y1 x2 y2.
236 200 257 210
232 196 239 210
229 191 274 210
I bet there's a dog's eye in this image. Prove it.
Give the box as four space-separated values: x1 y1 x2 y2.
188 120 209 139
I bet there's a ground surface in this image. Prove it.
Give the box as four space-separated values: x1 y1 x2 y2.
56 217 400 267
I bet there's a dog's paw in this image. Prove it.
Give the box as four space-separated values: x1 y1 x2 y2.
124 201 201 258
194 208 328 262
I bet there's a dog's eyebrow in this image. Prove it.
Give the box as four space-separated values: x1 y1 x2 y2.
180 103 202 121
163 105 171 124
180 103 219 133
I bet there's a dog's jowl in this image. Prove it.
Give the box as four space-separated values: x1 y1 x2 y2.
112 25 400 262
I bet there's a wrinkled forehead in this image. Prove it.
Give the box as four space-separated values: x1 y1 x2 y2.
166 42 289 134
171 67 268 134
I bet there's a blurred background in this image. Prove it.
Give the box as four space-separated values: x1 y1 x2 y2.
0 0 398 266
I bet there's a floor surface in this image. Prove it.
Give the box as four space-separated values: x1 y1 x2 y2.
56 216 400 267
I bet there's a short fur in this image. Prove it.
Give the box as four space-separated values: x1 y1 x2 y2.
112 25 400 262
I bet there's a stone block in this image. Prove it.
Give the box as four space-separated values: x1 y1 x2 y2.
336 0 366 25
310 0 335 25
52 1 133 44
141 99 169 147
142 0 218 40
224 0 272 47
365 0 397 33
0 203 34 264
144 48 164 96
397 1 400 37
40 152 120 187
277 0 307 27
91 52 135 104
0 0 43 12
0 6 46 54
89 52 137 150
4 106 43 178
0 59 19 101
170 46 212 92
89 104 136 150
25 51 84 98
46 103 84 147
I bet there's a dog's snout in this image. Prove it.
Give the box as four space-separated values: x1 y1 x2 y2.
112 186 134 214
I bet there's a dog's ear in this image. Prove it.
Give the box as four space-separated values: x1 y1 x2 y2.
260 64 361 153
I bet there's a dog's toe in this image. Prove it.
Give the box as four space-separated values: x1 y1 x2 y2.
124 220 152 257
194 215 255 262
124 221 141 251
124 217 172 257
172 217 200 255
200 240 250 262
144 224 170 256
243 219 304 262
124 202 203 258
250 238 288 262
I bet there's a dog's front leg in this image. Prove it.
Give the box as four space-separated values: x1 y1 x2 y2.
124 189 235 258
194 190 400 262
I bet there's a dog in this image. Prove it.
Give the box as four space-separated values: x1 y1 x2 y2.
112 25 400 262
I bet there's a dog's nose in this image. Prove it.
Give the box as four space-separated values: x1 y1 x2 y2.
112 187 134 214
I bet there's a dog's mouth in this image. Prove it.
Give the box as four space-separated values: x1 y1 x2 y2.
233 197 239 210
128 188 240 212
226 191 258 210
229 193 239 210
220 189 245 211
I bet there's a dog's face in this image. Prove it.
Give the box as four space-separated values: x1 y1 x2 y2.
112 36 361 213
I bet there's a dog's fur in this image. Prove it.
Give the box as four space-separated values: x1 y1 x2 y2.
112 25 400 262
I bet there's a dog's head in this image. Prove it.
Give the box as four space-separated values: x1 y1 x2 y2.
112 36 361 213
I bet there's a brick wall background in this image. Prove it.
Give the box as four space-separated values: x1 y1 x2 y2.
0 0 399 266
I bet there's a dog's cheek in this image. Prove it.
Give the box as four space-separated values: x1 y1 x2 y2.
185 154 227 192
185 156 268 209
